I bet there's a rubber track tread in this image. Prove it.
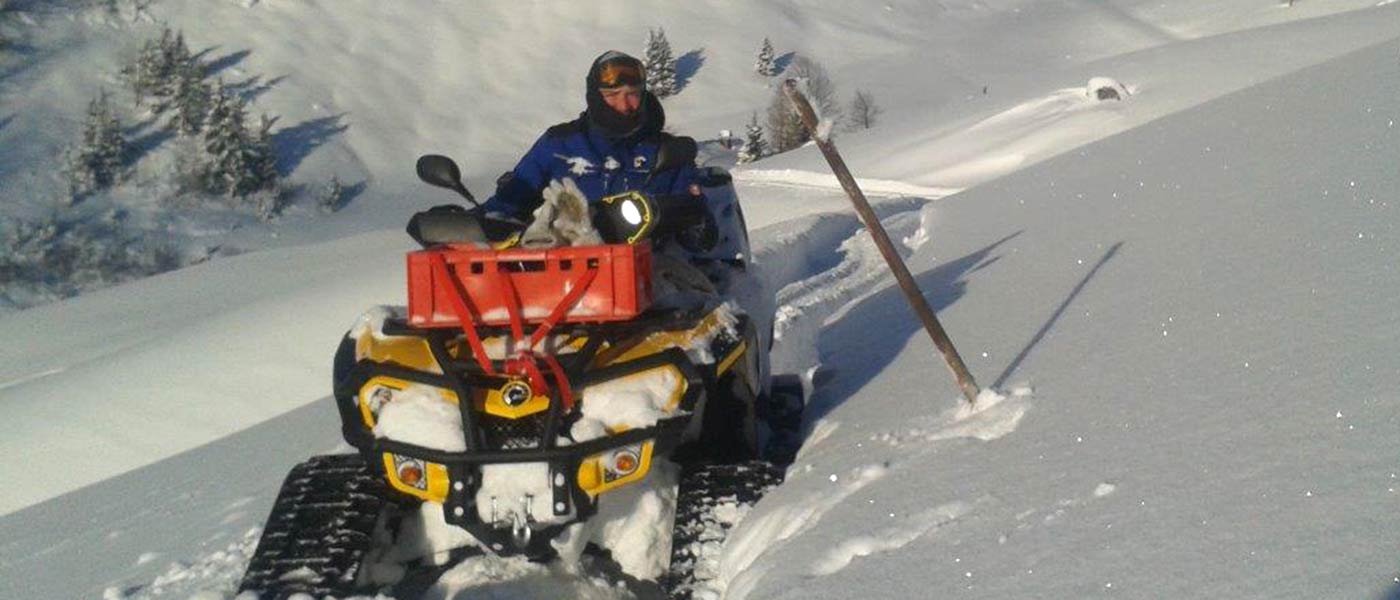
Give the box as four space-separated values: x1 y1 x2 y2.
661 460 785 599
237 454 386 600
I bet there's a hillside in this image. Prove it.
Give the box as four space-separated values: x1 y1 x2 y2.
1 1 1398 599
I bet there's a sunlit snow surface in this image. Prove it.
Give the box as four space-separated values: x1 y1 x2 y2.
3 1 1400 599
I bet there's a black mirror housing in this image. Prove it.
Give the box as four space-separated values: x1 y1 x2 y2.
416 154 478 206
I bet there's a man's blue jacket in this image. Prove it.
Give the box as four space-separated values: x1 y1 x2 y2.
483 94 697 219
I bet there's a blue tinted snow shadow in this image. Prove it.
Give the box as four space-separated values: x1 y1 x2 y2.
229 74 286 104
774 51 796 74
993 241 1122 388
272 114 348 176
203 49 251 77
803 231 1020 423
674 49 704 93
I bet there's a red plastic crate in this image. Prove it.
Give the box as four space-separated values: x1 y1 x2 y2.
406 243 653 329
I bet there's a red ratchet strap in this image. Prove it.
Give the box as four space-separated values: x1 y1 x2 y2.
429 253 496 376
433 250 599 413
527 266 599 351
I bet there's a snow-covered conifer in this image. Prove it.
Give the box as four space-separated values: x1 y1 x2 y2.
239 113 279 198
64 89 127 199
200 80 250 195
754 37 777 77
643 28 677 98
737 112 767 164
168 61 210 136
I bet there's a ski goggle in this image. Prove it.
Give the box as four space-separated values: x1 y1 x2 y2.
597 60 644 89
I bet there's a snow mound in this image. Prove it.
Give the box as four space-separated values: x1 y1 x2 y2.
1086 76 1131 101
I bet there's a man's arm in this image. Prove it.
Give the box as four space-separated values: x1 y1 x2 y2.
481 133 556 219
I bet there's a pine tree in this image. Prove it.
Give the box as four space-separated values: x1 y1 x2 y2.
754 37 777 77
239 113 279 198
737 112 767 164
168 60 210 136
65 90 127 198
126 36 164 107
200 80 250 195
125 27 196 111
643 28 677 98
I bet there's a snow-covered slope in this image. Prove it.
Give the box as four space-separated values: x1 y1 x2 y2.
2 1 1399 598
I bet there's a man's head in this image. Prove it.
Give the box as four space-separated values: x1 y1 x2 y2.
586 51 649 138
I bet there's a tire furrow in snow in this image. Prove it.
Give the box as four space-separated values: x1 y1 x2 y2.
765 207 929 378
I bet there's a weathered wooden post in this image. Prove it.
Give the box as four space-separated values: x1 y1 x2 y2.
782 79 981 405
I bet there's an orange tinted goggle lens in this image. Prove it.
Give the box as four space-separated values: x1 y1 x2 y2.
599 62 642 87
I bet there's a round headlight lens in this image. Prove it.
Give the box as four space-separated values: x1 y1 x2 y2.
620 200 643 225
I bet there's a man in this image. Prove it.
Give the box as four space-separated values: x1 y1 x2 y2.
483 51 700 222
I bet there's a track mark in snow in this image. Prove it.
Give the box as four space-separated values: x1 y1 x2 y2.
810 501 974 576
769 207 928 376
871 386 1033 448
0 367 66 392
718 464 888 597
106 528 261 600
735 169 958 198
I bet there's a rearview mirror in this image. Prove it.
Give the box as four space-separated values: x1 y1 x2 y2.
416 154 478 206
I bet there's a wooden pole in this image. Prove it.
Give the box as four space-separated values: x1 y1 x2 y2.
782 80 981 406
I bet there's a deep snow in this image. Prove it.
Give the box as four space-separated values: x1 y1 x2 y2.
2 1 1400 599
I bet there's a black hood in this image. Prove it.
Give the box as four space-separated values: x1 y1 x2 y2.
584 51 664 140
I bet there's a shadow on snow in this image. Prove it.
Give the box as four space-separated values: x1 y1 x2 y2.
228 74 286 104
272 114 348 176
802 231 1020 424
674 49 704 93
993 241 1122 388
202 48 251 77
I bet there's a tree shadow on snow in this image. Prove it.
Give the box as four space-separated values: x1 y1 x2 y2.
228 74 286 104
801 231 1020 425
272 114 348 175
202 48 251 78
993 241 1122 388
123 112 178 162
774 51 796 74
674 49 704 93
338 179 369 208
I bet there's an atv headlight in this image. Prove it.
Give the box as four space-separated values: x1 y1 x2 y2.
577 441 655 498
596 191 656 245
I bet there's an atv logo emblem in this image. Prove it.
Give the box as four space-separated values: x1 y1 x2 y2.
501 380 532 407
634 155 646 169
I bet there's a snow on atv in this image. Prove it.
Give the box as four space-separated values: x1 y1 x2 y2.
238 138 803 599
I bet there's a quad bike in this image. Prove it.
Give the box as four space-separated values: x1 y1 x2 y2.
237 138 803 599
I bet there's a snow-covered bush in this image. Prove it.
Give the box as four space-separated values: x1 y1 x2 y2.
318 176 345 213
63 90 127 201
643 28 677 98
754 37 777 77
0 214 183 310
1086 76 1130 101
